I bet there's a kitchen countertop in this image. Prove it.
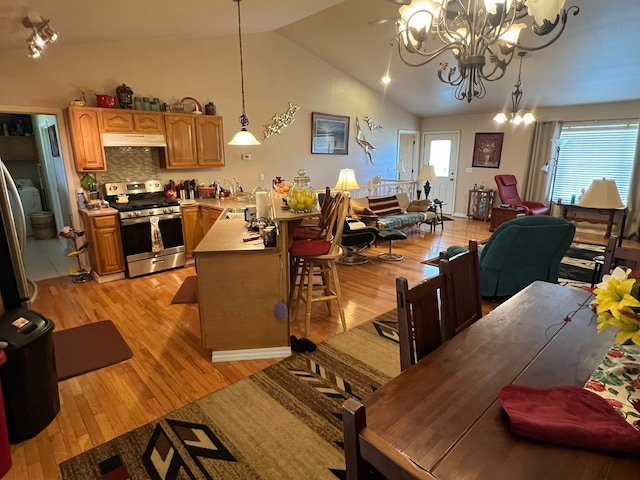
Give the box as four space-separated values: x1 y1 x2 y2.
194 218 266 253
182 198 254 210
79 206 119 216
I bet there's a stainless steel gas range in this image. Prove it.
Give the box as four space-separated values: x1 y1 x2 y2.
104 180 185 278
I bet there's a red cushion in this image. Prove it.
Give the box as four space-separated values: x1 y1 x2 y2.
293 226 321 240
499 385 640 453
289 240 332 257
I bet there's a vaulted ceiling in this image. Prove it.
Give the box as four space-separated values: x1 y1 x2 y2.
3 0 639 117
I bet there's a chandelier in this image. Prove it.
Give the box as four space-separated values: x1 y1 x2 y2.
393 0 579 102
493 51 535 125
23 16 59 59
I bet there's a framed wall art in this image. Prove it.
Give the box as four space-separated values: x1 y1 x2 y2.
311 112 349 155
472 132 503 168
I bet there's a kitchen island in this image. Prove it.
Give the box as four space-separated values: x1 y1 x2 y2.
193 192 319 362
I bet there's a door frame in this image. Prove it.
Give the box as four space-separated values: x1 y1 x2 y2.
421 130 460 215
0 105 79 238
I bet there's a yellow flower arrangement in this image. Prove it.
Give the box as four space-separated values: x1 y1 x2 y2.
592 267 640 347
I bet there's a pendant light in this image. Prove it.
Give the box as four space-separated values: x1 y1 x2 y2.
228 0 261 146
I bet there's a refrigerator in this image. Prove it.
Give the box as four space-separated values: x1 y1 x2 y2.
0 158 35 311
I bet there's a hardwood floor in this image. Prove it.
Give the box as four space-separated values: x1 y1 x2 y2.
3 218 610 479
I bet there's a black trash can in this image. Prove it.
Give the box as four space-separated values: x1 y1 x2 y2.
0 308 60 444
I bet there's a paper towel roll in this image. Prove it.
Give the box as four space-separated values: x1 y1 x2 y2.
256 191 269 219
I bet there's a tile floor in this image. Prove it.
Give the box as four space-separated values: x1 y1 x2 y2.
23 236 79 281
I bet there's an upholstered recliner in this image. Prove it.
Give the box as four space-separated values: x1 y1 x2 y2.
446 216 575 298
494 174 550 215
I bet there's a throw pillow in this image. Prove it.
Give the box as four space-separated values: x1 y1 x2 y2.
407 199 431 212
351 204 375 215
368 195 402 216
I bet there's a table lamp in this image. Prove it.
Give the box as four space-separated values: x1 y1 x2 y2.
578 178 624 209
417 165 437 200
395 159 406 180
334 168 360 193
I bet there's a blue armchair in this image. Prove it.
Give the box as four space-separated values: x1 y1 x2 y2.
446 216 576 298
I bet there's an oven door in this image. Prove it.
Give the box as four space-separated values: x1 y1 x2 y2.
120 213 184 260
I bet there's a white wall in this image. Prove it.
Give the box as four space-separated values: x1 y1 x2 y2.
0 32 419 197
423 100 640 217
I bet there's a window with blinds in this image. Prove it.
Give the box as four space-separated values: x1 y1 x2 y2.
552 120 638 204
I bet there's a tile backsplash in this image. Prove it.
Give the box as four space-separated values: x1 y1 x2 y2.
96 147 162 183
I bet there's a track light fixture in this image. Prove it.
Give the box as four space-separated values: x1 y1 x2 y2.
23 16 59 59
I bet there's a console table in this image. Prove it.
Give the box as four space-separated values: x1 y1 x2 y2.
558 202 627 245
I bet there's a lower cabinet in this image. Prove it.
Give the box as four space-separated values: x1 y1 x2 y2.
80 211 125 275
182 205 223 258
182 206 203 259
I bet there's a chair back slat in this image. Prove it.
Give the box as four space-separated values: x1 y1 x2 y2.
396 275 449 372
438 240 483 341
601 235 640 280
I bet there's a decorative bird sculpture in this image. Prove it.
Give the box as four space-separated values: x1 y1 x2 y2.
364 116 383 132
355 117 376 165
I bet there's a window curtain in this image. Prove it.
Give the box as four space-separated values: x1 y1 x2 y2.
522 121 558 204
623 129 640 240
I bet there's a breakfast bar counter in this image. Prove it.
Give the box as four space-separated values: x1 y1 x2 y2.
194 218 290 362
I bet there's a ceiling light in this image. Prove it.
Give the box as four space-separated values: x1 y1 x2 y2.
393 0 579 102
23 16 59 58
228 0 261 146
381 75 391 84
493 52 535 125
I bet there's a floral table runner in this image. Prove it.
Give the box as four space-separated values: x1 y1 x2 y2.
584 343 640 430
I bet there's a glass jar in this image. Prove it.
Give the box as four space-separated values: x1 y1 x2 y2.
287 169 317 213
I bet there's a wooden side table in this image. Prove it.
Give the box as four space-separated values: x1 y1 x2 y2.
429 201 447 232
489 206 521 231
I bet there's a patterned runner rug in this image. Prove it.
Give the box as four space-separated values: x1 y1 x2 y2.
59 311 400 480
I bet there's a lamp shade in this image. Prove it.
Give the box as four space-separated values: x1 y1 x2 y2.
335 168 359 191
417 165 437 182
228 128 261 146
578 179 624 209
395 160 406 172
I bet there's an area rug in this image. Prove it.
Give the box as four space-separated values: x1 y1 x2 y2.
421 242 605 290
53 320 133 381
59 310 400 479
171 276 198 304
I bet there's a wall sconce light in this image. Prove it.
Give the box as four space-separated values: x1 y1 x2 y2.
23 16 59 59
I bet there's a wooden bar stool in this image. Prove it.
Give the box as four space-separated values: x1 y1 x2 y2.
289 195 349 336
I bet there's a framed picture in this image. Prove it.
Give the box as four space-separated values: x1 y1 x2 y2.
472 132 504 168
311 112 349 154
47 125 60 157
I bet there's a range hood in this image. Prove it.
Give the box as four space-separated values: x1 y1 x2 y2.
102 133 167 147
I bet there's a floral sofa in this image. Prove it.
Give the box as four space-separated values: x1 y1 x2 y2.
350 193 436 231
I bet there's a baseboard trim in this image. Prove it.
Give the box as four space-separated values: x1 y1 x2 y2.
211 346 291 362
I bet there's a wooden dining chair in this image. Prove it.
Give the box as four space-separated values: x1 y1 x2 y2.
342 397 433 480
396 274 450 372
438 239 483 341
600 235 640 281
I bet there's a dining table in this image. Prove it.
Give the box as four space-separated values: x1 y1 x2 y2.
356 281 640 479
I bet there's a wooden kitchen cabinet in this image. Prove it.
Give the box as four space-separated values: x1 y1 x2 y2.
182 206 203 259
195 116 225 167
161 113 225 168
0 136 38 161
67 107 106 171
80 211 125 275
102 110 165 134
201 205 222 233
163 113 198 168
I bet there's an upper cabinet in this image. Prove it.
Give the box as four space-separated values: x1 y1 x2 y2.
66 107 224 172
0 136 38 161
67 107 106 171
102 110 165 134
161 113 225 169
